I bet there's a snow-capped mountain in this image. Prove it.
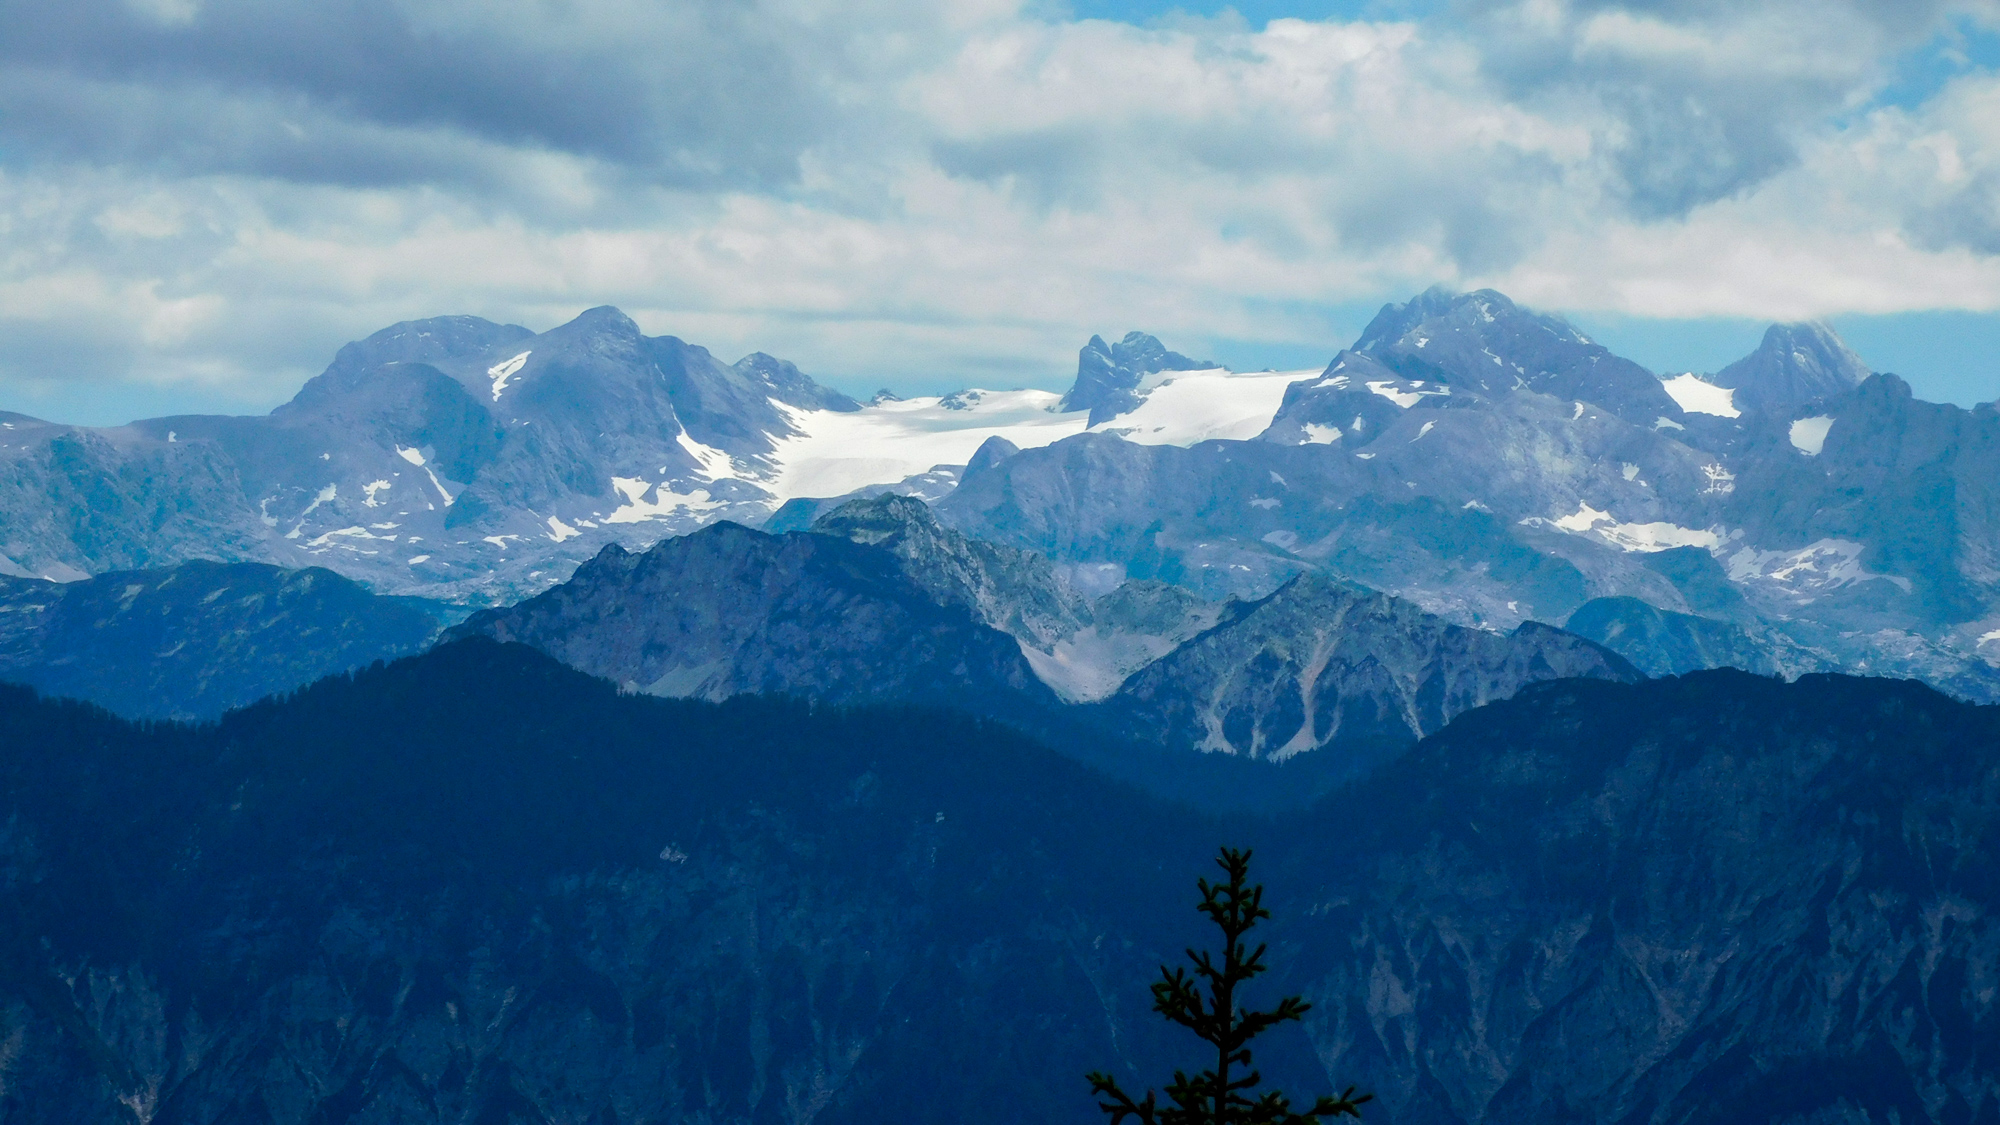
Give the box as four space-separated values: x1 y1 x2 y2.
6 286 2000 702
937 290 2000 701
1059 330 1214 424
0 316 1309 603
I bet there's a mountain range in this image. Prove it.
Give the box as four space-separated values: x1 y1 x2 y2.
6 284 1999 717
453 494 1637 788
0 639 1992 1123
5 284 2000 1122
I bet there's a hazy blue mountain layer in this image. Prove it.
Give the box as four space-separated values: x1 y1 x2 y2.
1562 595 1784 678
0 640 1993 1123
0 560 448 720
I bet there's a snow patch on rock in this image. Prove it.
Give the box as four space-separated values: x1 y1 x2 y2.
1530 502 1722 553
1790 416 1835 455
487 351 530 401
605 478 723 524
1726 538 1911 599
676 432 737 480
1661 374 1740 418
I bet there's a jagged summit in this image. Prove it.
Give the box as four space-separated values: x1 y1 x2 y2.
1348 287 1676 422
1059 331 1214 425
1352 284 1465 353
9 285 2000 710
1713 321 1871 412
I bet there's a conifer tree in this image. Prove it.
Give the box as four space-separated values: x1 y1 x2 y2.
1087 847 1371 1125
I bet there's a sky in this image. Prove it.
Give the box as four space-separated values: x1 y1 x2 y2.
4 0 2000 425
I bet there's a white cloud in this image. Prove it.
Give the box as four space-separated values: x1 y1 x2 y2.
2 0 1999 416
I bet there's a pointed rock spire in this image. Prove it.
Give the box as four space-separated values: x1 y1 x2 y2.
1712 322 1870 412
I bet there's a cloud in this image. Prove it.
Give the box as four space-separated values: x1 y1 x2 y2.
2 0 1999 417
0 0 982 189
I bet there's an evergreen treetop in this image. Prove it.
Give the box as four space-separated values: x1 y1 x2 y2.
1087 847 1370 1125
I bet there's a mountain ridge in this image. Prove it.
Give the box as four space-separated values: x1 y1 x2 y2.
5 288 1999 703
454 494 1642 775
0 640 1993 1122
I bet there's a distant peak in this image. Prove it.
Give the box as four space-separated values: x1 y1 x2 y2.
810 493 940 547
1354 286 1474 352
1059 331 1213 423
964 435 1020 481
559 305 642 335
1713 320 1869 411
732 352 862 413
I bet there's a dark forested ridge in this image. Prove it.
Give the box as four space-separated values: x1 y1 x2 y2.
0 560 448 720
0 641 1996 1123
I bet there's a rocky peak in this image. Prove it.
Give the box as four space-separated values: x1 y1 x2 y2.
288 316 532 409
811 492 941 548
553 304 644 343
810 494 1090 648
1352 287 1676 423
731 352 862 413
1097 569 1640 769
962 435 1021 483
1352 284 1462 353
1712 321 1871 412
321 314 534 377
1059 331 1213 425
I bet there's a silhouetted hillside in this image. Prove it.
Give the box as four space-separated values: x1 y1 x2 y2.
0 644 1995 1123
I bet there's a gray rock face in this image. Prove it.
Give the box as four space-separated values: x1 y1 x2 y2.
807 495 1090 650
1097 572 1639 771
457 497 1633 770
451 514 1064 709
1255 349 1417 448
1059 331 1214 425
1712 320 1870 411
938 392 1731 623
0 560 446 719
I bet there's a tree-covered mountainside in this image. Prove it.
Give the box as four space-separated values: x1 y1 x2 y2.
0 641 1995 1123
0 560 450 720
